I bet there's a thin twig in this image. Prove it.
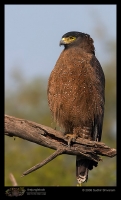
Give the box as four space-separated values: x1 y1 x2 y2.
9 173 18 186
22 149 64 177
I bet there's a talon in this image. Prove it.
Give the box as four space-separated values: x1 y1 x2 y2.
65 134 77 146
68 137 71 146
77 183 82 186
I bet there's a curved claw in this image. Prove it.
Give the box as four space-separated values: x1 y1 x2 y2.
65 134 77 146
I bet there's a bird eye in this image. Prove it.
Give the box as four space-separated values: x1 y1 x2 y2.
70 36 75 40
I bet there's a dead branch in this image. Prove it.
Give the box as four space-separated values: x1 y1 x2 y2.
9 173 18 186
5 114 116 177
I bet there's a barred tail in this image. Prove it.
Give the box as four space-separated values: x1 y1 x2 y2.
76 156 90 184
76 156 98 184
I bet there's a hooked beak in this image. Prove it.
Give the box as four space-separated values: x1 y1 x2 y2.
59 38 66 46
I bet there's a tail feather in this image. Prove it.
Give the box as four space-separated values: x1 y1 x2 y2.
76 156 98 184
76 157 90 184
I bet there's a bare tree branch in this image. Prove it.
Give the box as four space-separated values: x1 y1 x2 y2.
9 173 18 186
21 149 64 177
5 114 116 176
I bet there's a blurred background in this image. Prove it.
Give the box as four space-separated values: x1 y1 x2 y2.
5 5 116 186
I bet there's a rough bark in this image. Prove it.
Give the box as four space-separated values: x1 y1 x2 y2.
5 114 116 176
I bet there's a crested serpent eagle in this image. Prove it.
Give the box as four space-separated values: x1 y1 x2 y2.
47 31 105 184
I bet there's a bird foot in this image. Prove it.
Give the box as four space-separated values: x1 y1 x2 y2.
65 134 77 146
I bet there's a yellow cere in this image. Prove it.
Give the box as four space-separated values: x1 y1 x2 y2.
62 36 76 44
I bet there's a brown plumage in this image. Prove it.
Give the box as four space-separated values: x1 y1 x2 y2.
47 31 105 184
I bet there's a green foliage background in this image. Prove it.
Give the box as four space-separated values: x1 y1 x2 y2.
5 26 116 186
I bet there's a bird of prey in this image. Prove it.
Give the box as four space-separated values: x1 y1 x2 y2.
47 31 105 184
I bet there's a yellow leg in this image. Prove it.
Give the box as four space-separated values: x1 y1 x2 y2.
65 133 77 146
77 183 82 186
